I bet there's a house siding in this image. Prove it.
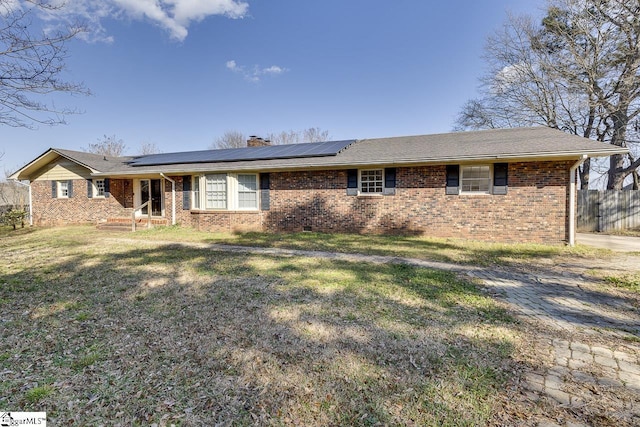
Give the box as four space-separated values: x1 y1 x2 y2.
31 179 132 225
29 161 572 244
186 160 572 244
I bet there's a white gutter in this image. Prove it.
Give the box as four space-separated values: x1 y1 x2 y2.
11 179 32 226
160 173 176 225
569 155 587 246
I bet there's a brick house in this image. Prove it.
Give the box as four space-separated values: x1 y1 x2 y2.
9 127 627 245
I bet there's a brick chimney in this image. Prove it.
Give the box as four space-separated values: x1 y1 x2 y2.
247 136 271 147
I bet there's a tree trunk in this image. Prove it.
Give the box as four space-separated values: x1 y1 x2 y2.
607 112 629 189
578 158 590 189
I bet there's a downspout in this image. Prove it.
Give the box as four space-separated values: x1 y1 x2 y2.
160 173 176 225
569 155 587 246
12 179 32 226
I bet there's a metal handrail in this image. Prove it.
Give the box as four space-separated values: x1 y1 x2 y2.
132 201 151 232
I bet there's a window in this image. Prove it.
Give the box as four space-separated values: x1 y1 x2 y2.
94 179 105 197
58 181 69 198
193 174 260 210
360 169 383 193
205 174 227 209
461 165 491 193
237 174 258 209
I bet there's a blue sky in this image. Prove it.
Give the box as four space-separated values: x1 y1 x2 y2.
1 0 543 175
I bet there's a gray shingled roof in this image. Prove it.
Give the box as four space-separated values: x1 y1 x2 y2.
10 127 629 180
93 127 627 176
53 149 133 173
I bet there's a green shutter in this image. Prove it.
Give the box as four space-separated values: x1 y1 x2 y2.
87 179 93 198
104 178 110 198
51 181 57 198
67 180 73 198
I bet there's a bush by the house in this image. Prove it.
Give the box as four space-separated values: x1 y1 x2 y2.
1 209 28 229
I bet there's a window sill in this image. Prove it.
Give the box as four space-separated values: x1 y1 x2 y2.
190 209 261 214
356 193 384 198
459 192 491 196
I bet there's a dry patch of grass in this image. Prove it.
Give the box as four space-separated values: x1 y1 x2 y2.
0 227 530 425
131 225 611 267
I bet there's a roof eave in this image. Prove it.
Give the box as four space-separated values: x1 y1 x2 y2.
8 148 103 180
90 148 629 177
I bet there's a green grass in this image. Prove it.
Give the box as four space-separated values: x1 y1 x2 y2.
130 225 610 266
24 385 54 404
604 274 640 293
0 226 530 425
4 226 637 425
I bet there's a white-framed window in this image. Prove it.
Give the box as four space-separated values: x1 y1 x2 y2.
461 165 491 194
94 179 105 197
360 169 384 193
205 174 227 209
58 181 69 198
193 173 260 210
237 174 258 209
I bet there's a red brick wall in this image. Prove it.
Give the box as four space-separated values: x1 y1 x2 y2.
31 161 573 244
31 179 131 225
190 210 263 233
262 161 572 244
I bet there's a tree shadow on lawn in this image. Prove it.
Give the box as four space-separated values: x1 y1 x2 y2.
201 230 579 267
1 243 532 425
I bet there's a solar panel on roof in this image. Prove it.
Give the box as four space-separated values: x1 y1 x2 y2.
128 140 355 167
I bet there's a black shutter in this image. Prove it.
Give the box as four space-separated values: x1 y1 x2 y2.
67 180 74 198
104 178 110 198
87 179 93 198
385 168 396 188
182 176 191 209
347 169 358 188
260 173 270 211
445 165 459 195
493 163 508 195
346 169 358 195
51 181 57 198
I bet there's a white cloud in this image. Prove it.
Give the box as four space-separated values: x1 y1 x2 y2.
226 60 288 82
30 0 249 42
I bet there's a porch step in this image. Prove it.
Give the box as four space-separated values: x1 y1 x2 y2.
97 217 169 232
96 222 132 232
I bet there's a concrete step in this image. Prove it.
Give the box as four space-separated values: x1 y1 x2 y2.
96 222 132 232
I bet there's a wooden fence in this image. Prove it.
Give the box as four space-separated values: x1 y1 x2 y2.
577 190 640 232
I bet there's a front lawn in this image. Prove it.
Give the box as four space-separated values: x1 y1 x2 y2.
0 227 525 426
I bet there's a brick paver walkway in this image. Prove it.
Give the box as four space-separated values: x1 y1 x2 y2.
470 268 640 426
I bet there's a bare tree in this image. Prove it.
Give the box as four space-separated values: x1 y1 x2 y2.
267 127 331 145
210 130 246 149
138 141 161 155
266 130 299 145
455 0 640 189
302 127 330 143
211 128 331 149
85 134 127 157
0 0 89 128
